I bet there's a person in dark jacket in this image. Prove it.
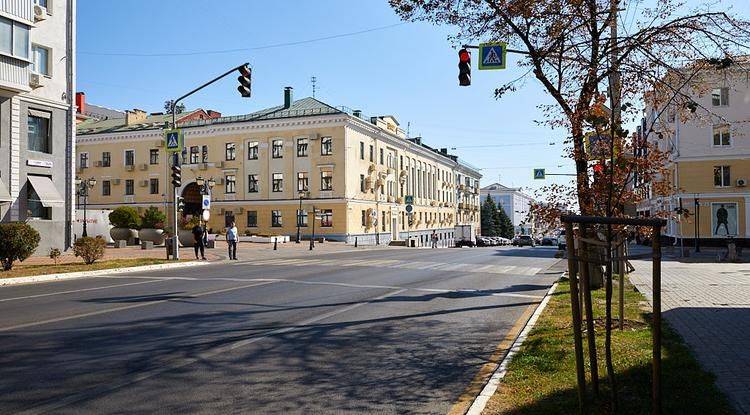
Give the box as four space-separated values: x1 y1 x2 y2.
192 224 206 260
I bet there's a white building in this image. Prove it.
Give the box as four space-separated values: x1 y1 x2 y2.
0 0 76 253
480 183 534 235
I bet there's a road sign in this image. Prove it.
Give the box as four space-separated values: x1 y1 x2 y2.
164 129 183 153
201 209 210 221
478 42 507 70
534 168 546 180
405 195 414 205
202 195 211 210
405 204 413 213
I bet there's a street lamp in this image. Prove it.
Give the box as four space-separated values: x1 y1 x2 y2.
296 191 307 243
694 195 700 253
76 177 96 237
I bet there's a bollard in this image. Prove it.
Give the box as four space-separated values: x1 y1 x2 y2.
355 237 358 248
273 238 278 251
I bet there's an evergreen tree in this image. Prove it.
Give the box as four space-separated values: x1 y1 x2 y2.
496 205 514 239
481 194 499 236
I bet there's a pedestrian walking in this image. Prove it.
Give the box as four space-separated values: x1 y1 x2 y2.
226 221 239 260
192 223 206 260
431 230 438 249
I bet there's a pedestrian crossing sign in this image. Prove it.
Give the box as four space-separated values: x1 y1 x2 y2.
478 42 507 70
164 129 183 153
534 168 546 180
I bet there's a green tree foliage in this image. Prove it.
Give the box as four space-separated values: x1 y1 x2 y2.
164 100 185 114
496 206 515 239
109 206 141 229
141 207 166 229
73 236 106 265
0 222 40 270
481 194 499 236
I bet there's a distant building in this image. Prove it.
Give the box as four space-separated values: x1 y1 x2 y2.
0 0 76 254
480 183 534 235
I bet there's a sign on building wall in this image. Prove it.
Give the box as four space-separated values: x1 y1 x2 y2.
711 202 738 237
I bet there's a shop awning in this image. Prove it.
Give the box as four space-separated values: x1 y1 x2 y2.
0 177 11 202
27 175 64 208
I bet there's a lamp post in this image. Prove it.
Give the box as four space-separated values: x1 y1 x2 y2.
694 195 701 253
296 191 306 243
76 177 96 237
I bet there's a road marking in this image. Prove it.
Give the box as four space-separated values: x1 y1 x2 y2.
0 281 277 333
0 279 166 303
17 288 408 415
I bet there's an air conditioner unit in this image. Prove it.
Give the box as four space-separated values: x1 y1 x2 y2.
309 133 320 140
199 163 208 170
237 207 245 214
95 161 102 167
125 165 135 171
737 178 747 187
215 161 225 168
139 163 148 171
29 73 44 88
33 4 46 21
215 178 224 185
155 140 164 147
112 179 121 185
139 180 148 187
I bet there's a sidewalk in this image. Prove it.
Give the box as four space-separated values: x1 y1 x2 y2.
630 260 750 414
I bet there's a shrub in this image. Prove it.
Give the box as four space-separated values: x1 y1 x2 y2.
0 222 40 270
141 207 166 229
109 206 141 229
73 236 106 265
179 215 201 230
49 248 61 265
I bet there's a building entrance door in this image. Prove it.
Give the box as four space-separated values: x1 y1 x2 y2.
392 217 398 240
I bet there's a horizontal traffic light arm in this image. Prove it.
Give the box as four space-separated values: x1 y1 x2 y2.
461 44 530 55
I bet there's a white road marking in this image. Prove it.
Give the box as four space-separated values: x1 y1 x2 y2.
0 281 277 333
0 279 165 303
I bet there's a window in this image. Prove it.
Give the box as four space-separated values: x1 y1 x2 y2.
379 148 384 164
382 211 387 231
320 209 333 227
361 210 366 226
712 87 729 107
247 211 258 227
79 152 88 169
271 210 282 227
102 152 111 167
247 141 258 160
32 45 50 76
297 138 308 157
124 150 135 166
202 145 208 163
248 174 259 193
272 173 283 192
321 136 333 155
149 149 159 165
125 179 134 195
297 209 308 227
225 143 236 161
360 142 365 160
149 178 159 195
28 112 50 153
369 145 374 162
0 17 29 59
225 174 236 194
189 146 199 163
102 180 111 196
297 172 308 192
27 182 50 219
400 156 403 170
360 174 365 192
34 0 48 8
272 139 284 158
321 171 333 191
714 166 731 187
713 125 731 146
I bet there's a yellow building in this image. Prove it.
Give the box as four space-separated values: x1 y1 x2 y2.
640 65 750 246
76 88 482 246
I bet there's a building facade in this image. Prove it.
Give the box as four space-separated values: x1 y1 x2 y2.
480 183 535 235
76 88 482 246
639 64 750 246
0 0 75 253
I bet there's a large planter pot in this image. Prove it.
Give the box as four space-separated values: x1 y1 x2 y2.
110 227 138 242
139 228 166 245
178 229 195 247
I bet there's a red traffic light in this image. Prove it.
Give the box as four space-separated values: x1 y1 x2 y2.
458 48 471 87
459 49 470 63
239 63 251 77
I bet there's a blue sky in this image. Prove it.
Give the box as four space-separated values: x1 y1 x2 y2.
77 0 749 194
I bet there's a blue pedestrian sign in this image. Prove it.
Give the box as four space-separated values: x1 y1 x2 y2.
478 42 507 70
533 168 546 180
164 129 183 153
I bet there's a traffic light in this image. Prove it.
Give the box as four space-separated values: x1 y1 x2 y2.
177 197 185 213
171 163 182 188
237 64 252 98
458 48 471 86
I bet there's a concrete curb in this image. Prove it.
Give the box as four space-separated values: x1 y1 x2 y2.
0 261 210 287
465 277 561 415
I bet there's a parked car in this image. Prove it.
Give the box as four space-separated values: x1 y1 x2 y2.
542 237 558 246
514 235 535 247
489 237 501 246
499 237 511 245
557 230 567 250
476 237 490 247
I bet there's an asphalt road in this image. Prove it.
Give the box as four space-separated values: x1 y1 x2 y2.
0 245 562 414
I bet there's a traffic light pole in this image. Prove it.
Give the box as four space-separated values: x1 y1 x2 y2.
166 62 251 260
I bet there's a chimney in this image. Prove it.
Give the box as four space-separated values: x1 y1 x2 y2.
125 109 147 125
283 87 293 109
352 109 362 118
75 92 86 114
207 110 222 119
440 148 448 155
